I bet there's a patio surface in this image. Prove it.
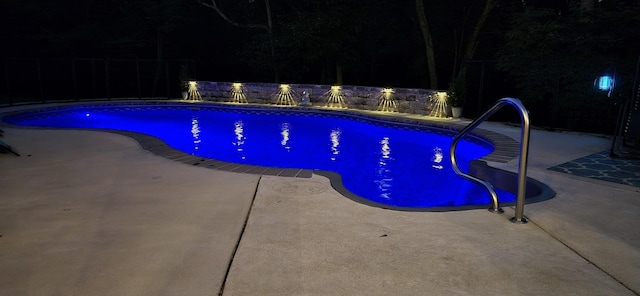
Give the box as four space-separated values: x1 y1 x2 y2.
1 104 639 295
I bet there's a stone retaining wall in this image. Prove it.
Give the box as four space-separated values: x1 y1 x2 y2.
190 81 442 115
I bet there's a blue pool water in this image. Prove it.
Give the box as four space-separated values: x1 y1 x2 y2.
3 103 516 208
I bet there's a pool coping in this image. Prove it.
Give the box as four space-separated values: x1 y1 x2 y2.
0 100 537 211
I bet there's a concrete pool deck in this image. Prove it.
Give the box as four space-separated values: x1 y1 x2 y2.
1 107 639 295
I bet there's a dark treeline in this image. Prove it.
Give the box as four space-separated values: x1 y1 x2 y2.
0 0 527 87
1 0 640 132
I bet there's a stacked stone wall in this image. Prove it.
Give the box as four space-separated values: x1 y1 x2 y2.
191 81 442 115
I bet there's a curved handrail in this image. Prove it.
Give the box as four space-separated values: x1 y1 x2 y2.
449 97 531 223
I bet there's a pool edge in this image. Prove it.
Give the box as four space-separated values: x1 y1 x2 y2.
0 100 548 212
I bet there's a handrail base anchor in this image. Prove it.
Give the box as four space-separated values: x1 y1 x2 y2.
488 207 504 214
510 217 528 224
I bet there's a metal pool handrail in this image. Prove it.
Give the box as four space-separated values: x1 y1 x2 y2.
449 97 531 223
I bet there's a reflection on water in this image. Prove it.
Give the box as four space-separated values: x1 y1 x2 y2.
281 123 291 151
375 136 393 201
233 120 246 159
191 117 201 152
432 147 444 170
330 128 341 161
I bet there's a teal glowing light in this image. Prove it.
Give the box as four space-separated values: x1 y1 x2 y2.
596 75 614 91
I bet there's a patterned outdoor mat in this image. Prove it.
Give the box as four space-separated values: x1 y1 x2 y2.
549 151 640 188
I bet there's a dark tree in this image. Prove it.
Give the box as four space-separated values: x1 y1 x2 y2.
497 0 640 132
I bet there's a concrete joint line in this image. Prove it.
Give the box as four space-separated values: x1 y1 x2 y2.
523 214 639 296
218 175 262 296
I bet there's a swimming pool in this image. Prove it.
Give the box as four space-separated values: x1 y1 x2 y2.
2 102 516 209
